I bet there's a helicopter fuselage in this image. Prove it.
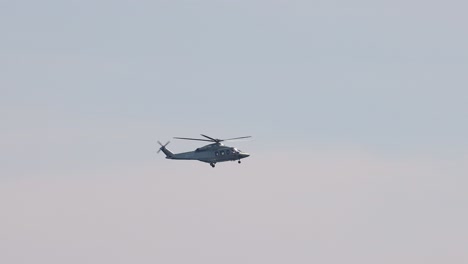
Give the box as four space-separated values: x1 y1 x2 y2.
158 134 251 168
161 143 250 167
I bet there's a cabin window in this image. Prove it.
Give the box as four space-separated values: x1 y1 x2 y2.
226 150 230 155
221 150 225 155
215 151 219 156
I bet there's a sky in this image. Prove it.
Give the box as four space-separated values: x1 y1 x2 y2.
1 0 467 263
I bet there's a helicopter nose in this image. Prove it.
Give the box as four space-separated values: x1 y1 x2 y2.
240 153 250 158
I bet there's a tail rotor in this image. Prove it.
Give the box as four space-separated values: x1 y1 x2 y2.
157 141 170 154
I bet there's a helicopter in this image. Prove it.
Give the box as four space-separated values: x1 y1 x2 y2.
158 134 251 168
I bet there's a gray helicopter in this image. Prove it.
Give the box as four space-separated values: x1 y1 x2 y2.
158 134 251 168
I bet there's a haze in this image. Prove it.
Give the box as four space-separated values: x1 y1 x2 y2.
1 1 467 263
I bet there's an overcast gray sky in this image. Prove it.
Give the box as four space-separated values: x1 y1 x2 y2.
1 1 467 263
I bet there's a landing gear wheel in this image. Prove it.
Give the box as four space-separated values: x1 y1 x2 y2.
238 160 241 164
210 163 215 168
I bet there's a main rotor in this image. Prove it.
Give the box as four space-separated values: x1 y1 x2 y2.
174 134 251 144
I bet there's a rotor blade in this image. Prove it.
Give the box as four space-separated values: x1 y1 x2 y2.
173 137 213 142
157 141 162 153
221 136 252 141
200 134 219 142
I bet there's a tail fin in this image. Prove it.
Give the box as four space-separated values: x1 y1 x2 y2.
157 141 174 158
